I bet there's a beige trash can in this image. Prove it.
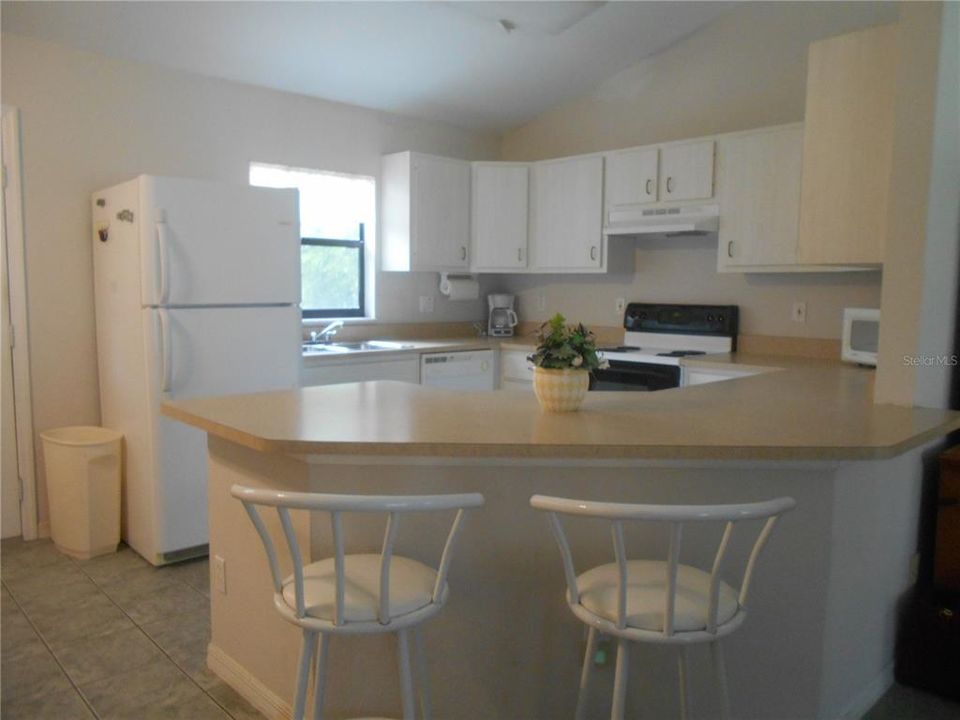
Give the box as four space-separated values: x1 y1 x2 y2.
40 426 123 560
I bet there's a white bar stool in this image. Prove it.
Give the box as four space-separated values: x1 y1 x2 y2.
233 485 485 720
530 494 796 720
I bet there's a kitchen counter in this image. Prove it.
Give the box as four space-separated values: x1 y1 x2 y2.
301 336 502 361
163 356 959 461
167 357 960 720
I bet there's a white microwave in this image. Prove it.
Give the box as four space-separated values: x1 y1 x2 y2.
842 308 880 366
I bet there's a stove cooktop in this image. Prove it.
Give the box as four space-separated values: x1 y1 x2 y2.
597 345 641 353
656 350 707 358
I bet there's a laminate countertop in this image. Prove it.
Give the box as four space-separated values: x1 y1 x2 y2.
162 353 960 461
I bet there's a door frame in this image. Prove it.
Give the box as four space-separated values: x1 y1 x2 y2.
2 105 38 540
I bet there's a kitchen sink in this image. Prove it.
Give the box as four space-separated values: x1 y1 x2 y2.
302 340 416 354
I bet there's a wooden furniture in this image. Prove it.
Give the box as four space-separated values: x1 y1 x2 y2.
233 485 484 720
470 162 530 272
797 24 898 266
381 152 471 272
936 445 960 592
529 155 605 272
531 494 796 720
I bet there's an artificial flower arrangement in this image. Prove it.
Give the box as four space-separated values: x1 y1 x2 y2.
527 314 607 411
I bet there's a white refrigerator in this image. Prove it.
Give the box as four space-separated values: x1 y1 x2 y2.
92 175 301 565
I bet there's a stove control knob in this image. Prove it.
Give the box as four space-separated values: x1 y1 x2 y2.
706 314 714 322
717 314 724 323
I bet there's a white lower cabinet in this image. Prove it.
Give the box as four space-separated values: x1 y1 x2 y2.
500 349 535 390
682 366 765 386
302 356 421 387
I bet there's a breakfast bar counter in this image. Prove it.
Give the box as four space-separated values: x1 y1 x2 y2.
163 358 959 462
163 365 959 720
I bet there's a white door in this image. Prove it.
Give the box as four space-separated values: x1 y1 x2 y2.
142 304 300 557
140 176 300 306
605 148 659 207
531 156 604 270
1 193 20 538
659 141 715 202
471 163 529 271
412 155 470 270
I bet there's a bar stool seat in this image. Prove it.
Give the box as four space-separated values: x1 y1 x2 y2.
577 560 741 633
281 554 444 624
531 494 796 720
233 485 484 720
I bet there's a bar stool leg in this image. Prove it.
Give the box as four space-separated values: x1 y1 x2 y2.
293 629 317 720
311 633 330 720
678 646 691 720
711 641 731 720
575 627 599 720
397 628 416 720
611 637 630 720
413 627 432 720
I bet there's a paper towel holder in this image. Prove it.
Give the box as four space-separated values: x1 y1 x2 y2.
438 272 478 296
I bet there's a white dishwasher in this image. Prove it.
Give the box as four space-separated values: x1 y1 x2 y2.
420 350 495 390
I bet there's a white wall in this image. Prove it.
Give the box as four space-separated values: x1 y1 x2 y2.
0 32 499 524
498 2 897 338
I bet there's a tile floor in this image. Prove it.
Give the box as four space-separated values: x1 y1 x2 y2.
4 538 960 719
1 538 265 720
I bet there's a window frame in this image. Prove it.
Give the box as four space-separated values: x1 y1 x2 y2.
301 222 366 319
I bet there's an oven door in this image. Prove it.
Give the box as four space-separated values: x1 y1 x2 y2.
591 360 681 392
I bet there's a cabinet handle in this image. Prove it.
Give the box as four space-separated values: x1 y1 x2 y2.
727 241 734 258
461 246 467 261
590 246 598 261
645 178 654 196
517 248 524 262
666 177 674 194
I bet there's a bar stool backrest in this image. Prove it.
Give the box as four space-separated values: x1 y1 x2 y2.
529 495 796 637
232 485 484 627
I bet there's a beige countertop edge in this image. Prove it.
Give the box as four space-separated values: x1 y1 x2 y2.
161 404 960 463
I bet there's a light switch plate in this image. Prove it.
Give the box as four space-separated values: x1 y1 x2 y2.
214 555 227 594
419 296 434 313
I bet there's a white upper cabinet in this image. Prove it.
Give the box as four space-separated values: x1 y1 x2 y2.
797 24 897 266
381 152 470 272
530 156 605 271
604 148 659 207
716 124 804 271
658 140 715 202
471 163 529 272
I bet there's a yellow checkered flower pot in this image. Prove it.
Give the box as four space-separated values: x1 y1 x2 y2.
533 367 590 412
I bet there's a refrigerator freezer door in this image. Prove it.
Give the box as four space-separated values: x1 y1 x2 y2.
139 175 300 307
143 305 301 560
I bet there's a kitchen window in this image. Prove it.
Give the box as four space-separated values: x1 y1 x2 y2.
249 162 375 318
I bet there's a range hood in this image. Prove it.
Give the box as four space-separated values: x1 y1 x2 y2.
604 203 719 236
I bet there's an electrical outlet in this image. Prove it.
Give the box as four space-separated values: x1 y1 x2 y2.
615 298 626 316
536 294 546 312
214 555 227 594
419 295 434 314
792 301 806 323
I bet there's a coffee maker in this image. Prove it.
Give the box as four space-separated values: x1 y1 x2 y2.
488 294 519 337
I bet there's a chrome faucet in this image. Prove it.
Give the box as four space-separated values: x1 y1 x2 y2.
310 320 344 344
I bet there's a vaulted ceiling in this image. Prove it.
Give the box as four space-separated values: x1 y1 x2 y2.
2 1 733 131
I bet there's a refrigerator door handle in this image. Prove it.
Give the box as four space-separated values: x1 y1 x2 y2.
155 220 170 305
158 309 172 393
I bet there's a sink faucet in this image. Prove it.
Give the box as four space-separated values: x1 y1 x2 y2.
310 320 343 344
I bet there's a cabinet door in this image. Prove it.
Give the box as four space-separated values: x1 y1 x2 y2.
471 164 529 271
531 156 604 270
605 148 659 207
302 357 420 386
717 125 803 270
412 155 470 270
797 24 896 265
659 141 715 202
